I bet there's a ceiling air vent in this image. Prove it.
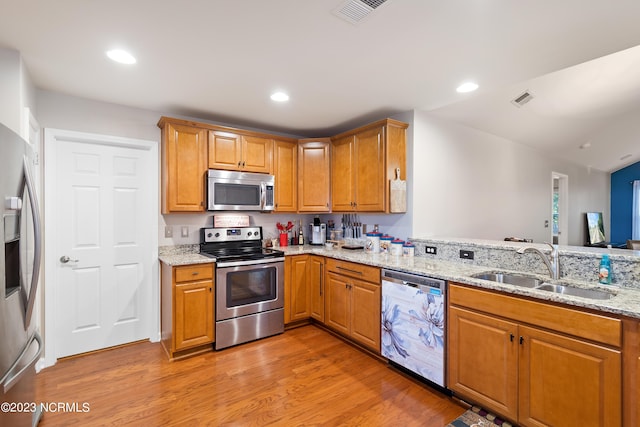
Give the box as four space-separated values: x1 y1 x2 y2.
511 90 534 108
332 0 392 24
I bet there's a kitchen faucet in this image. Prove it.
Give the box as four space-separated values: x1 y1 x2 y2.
516 242 559 280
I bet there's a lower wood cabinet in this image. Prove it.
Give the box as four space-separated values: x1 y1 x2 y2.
161 262 215 360
325 259 380 352
285 254 325 324
448 283 622 427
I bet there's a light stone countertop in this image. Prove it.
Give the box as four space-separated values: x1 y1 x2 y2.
280 245 640 320
158 243 640 320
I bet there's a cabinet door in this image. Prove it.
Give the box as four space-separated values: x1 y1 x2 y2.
241 135 272 173
174 280 214 350
208 130 242 170
298 140 331 212
330 135 355 211
287 255 310 323
354 126 385 211
519 326 621 427
309 255 325 322
163 123 207 213
325 272 351 335
448 306 519 421
350 278 381 352
273 139 297 212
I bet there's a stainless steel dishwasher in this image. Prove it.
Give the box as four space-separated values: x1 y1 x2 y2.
381 269 446 388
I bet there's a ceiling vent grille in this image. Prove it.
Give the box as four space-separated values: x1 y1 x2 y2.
333 0 391 24
511 90 534 108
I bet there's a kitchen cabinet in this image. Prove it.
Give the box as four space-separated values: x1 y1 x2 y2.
160 262 215 360
448 283 622 427
308 255 325 322
284 254 325 324
285 255 311 323
297 139 331 212
325 258 380 352
330 119 407 213
273 139 297 212
158 118 208 213
208 131 273 174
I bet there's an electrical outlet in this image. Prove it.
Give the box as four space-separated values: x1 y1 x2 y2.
181 226 189 238
425 246 437 255
460 250 474 260
164 226 173 238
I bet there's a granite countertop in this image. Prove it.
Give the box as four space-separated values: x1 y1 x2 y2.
280 245 640 320
158 243 640 320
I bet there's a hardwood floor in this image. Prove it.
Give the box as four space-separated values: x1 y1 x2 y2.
35 325 466 426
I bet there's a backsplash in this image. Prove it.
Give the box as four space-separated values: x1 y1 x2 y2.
410 237 640 290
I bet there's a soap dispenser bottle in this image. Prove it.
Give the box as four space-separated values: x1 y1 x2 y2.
598 254 611 284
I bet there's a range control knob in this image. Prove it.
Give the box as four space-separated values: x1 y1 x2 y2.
215 232 220 238
207 233 213 238
247 232 253 236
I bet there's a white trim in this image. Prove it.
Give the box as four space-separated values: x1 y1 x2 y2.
43 128 159 368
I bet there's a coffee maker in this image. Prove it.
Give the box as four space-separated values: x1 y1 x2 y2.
309 220 326 245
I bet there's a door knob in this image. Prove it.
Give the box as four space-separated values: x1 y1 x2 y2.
60 255 79 264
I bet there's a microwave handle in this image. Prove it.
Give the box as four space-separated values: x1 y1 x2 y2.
260 182 266 210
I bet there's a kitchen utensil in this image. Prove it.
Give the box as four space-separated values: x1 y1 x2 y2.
390 167 406 213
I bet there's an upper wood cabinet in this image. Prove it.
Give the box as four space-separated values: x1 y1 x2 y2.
330 119 407 213
273 139 298 212
159 118 208 214
298 139 331 212
208 131 273 173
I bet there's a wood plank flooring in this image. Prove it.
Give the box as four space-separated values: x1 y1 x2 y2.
35 325 466 426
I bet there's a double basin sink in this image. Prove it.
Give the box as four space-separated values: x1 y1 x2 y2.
471 272 614 300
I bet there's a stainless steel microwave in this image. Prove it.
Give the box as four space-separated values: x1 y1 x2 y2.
207 170 275 211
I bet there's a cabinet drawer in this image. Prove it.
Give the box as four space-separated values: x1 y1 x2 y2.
175 264 213 283
449 283 621 348
326 258 380 284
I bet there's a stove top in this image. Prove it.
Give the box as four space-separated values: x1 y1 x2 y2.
199 226 284 262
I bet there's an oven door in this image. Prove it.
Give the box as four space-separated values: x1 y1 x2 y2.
216 258 284 321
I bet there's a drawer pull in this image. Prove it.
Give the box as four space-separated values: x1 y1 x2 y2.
192 272 199 276
336 266 363 275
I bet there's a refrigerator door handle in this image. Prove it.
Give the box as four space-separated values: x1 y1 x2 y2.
1 332 42 393
22 155 42 329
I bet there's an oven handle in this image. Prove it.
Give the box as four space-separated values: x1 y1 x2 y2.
216 257 285 268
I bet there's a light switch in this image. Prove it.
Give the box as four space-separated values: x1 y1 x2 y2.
164 226 173 238
181 226 189 238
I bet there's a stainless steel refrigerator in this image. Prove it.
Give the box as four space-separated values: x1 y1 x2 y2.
0 122 43 426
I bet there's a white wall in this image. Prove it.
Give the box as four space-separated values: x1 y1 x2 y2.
411 110 610 245
0 47 36 134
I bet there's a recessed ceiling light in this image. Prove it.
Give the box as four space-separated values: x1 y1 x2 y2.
579 142 592 149
456 82 479 93
270 92 289 102
106 49 136 65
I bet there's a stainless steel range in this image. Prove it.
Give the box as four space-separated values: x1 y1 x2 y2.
200 226 284 350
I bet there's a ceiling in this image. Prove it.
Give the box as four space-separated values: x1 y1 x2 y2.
1 0 640 172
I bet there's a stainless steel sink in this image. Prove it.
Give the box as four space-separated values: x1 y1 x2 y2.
471 272 543 288
471 271 615 300
534 283 614 300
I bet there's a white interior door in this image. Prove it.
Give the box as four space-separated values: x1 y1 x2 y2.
44 129 158 361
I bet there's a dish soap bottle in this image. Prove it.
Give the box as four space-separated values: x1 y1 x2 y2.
598 254 611 284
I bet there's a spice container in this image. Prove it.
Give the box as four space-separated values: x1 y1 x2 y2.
402 242 415 257
390 239 404 256
365 232 382 253
380 235 393 253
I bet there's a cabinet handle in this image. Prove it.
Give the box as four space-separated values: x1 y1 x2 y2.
209 287 212 292
242 161 246 167
237 161 241 167
337 266 363 275
192 272 199 276
510 333 514 342
519 336 524 345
